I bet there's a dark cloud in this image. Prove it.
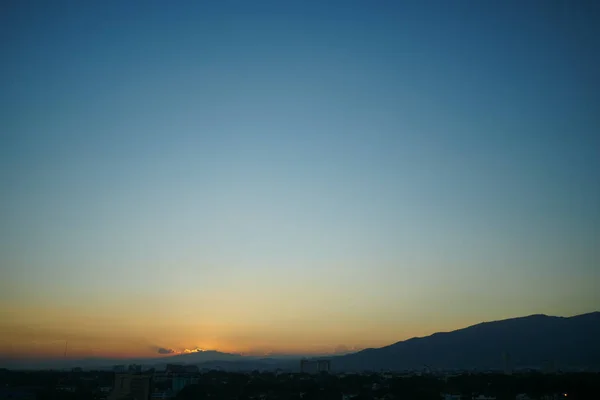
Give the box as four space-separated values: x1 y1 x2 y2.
157 347 176 354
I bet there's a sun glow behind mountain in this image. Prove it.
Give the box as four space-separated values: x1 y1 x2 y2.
1 0 599 361
183 347 205 354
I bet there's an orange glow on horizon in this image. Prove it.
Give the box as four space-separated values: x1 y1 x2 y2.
2 302 560 360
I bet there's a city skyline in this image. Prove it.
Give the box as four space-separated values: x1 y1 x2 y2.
1 0 599 360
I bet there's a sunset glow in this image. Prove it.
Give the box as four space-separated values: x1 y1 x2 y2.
1 0 598 363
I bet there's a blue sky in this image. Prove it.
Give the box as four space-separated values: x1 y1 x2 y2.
1 0 599 357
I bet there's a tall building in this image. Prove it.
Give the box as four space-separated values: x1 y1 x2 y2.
300 359 331 374
109 373 152 400
317 359 331 373
113 365 126 373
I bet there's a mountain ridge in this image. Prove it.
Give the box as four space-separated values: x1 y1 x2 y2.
1 311 598 370
332 311 600 371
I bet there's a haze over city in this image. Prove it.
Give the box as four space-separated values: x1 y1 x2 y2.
1 0 598 362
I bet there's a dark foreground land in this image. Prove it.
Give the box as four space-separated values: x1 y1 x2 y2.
1 368 599 400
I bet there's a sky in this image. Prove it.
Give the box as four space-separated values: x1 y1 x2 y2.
1 0 599 360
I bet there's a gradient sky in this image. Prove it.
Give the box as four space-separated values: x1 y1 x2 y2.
1 0 599 359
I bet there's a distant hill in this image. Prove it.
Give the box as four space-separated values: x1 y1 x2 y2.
0 350 246 371
3 312 599 371
153 350 245 364
333 312 600 372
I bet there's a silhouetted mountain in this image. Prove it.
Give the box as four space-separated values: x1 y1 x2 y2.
154 350 245 364
333 312 600 371
0 350 246 371
3 312 598 372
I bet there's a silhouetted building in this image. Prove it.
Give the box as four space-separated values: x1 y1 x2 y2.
172 376 188 395
128 364 142 373
185 365 199 373
172 375 199 394
318 359 331 373
109 373 152 400
300 359 331 374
